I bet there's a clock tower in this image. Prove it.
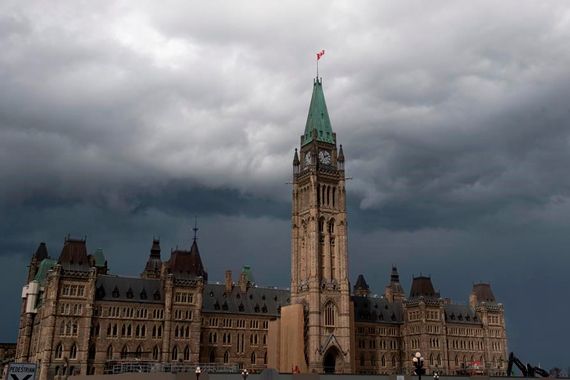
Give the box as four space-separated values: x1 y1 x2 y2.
291 77 353 373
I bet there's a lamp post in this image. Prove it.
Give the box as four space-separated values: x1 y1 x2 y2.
433 370 440 380
195 366 202 380
241 368 249 380
412 352 425 380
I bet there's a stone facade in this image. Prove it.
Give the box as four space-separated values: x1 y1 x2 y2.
15 77 508 379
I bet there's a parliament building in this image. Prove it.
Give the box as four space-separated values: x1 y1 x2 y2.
15 77 508 379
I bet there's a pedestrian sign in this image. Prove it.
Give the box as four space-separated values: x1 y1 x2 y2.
6 363 36 380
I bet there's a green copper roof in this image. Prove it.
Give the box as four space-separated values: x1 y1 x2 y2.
34 258 57 284
302 78 334 146
93 248 106 267
241 265 255 284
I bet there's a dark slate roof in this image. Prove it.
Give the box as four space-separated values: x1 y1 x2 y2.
444 304 481 325
33 242 49 261
168 241 207 280
352 296 404 324
409 276 439 298
472 283 496 303
58 238 91 271
202 284 290 317
354 274 369 292
95 275 163 304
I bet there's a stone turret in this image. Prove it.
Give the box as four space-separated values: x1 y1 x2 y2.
385 266 405 303
469 282 496 308
142 238 162 279
353 274 370 297
27 242 49 283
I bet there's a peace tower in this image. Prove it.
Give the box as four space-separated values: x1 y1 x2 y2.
290 77 353 373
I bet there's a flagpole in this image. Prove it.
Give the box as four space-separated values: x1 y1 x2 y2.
317 58 319 79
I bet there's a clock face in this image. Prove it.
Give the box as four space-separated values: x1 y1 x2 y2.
304 152 312 166
319 150 332 165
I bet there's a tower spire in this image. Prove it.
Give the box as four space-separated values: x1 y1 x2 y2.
192 216 199 242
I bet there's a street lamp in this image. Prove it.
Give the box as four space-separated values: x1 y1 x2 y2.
412 352 425 380
195 366 202 380
433 370 440 380
241 368 249 380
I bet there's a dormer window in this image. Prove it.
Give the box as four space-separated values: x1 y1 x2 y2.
112 286 120 298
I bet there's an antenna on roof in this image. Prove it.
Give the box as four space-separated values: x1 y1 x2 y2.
192 216 199 242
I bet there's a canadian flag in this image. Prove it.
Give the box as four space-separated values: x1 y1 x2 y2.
316 49 325 60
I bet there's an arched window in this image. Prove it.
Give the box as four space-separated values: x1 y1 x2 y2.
360 353 365 366
171 346 178 361
55 343 63 359
107 345 114 360
381 354 385 367
136 345 143 359
121 345 128 359
184 345 190 361
70 343 78 359
328 219 335 234
251 351 256 365
153 346 160 361
392 355 396 367
224 350 229 364
209 349 216 363
324 302 336 327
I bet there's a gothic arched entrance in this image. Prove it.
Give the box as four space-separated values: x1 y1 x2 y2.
323 347 339 374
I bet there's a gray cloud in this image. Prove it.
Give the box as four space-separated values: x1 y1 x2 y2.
1 0 570 370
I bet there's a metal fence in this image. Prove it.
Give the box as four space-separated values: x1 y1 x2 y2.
104 362 240 375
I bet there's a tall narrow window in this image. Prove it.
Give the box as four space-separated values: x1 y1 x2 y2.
251 351 256 365
224 350 229 363
171 346 178 361
152 346 159 361
55 343 63 359
107 345 114 360
332 187 336 207
70 343 77 359
121 345 128 360
324 302 336 327
184 345 190 361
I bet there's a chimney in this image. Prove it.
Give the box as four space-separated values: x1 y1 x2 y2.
238 271 248 293
225 270 233 293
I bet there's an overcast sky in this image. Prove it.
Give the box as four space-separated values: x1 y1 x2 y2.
1 0 570 370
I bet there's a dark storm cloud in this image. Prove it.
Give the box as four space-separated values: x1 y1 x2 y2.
1 0 570 369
